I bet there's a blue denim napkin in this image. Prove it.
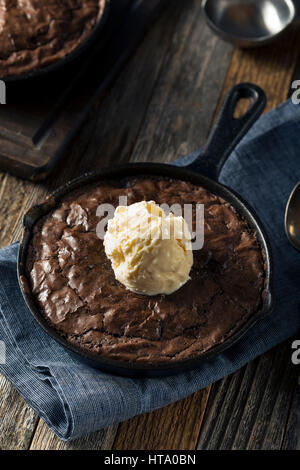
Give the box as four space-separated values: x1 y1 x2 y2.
0 99 300 441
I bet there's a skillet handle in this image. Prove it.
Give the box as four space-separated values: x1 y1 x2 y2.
185 83 266 180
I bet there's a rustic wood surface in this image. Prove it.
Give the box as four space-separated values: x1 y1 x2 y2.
0 0 299 450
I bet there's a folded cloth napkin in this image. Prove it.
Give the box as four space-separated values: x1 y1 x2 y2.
0 99 300 441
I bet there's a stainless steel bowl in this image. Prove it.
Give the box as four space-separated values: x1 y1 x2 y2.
202 0 297 47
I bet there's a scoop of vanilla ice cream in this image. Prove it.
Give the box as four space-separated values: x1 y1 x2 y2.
103 200 193 295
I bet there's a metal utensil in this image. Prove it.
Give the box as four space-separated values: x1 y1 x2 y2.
285 181 300 251
202 0 298 47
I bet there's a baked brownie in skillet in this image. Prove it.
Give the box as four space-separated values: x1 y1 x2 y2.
26 176 266 363
0 0 106 78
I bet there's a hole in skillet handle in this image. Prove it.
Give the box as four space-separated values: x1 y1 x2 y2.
185 83 266 180
233 97 252 119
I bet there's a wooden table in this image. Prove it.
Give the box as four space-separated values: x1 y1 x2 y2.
0 0 299 450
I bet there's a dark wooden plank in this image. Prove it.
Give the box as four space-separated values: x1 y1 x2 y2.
213 27 300 115
130 2 233 164
29 421 118 450
196 340 299 450
113 389 210 450
0 175 33 248
247 343 299 450
0 383 38 450
196 362 257 449
282 369 300 450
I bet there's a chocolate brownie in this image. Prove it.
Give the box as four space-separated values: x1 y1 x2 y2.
0 0 106 78
26 177 265 363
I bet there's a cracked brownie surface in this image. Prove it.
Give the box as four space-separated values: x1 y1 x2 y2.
27 177 265 363
0 0 106 78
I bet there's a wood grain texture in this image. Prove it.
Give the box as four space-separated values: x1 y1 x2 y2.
113 388 210 450
0 174 33 248
214 27 300 115
196 340 299 450
29 421 118 450
0 381 38 450
282 369 300 450
131 1 233 163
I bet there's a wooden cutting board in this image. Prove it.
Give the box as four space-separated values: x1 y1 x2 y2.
0 0 167 181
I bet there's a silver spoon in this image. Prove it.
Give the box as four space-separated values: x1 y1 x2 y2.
202 0 298 47
285 181 300 251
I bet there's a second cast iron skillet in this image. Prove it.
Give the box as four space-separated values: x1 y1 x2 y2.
18 83 273 377
2 0 110 82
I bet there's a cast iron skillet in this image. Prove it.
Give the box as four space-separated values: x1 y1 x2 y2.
18 83 273 377
2 0 110 82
